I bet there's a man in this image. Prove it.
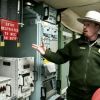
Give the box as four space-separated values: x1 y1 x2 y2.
32 10 100 100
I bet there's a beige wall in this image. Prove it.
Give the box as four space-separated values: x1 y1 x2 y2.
61 9 83 34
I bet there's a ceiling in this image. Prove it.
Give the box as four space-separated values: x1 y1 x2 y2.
34 0 100 33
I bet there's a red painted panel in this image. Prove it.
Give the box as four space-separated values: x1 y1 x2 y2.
0 19 19 40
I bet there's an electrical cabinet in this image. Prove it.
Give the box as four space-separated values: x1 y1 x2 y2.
2 2 59 100
0 57 34 99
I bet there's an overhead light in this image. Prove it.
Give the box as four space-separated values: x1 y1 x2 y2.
25 2 34 7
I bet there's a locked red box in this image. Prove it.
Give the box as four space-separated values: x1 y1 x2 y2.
0 18 19 40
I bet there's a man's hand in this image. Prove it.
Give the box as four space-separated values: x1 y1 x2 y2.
32 41 46 55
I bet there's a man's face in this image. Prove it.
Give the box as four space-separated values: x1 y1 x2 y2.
83 21 99 38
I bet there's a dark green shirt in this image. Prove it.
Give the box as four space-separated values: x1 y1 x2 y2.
43 36 100 87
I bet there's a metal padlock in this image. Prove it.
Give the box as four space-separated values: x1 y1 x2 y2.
17 42 21 47
0 41 5 46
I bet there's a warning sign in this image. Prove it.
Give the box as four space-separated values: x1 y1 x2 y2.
0 18 19 40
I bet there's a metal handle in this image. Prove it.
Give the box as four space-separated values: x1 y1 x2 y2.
6 84 11 97
41 87 46 100
33 70 38 82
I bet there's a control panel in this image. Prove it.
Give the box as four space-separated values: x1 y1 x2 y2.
0 76 11 100
0 57 34 99
41 20 58 99
42 21 58 51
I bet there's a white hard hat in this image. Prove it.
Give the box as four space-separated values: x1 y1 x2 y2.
77 11 100 24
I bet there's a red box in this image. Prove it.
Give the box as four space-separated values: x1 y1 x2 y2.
0 18 19 40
